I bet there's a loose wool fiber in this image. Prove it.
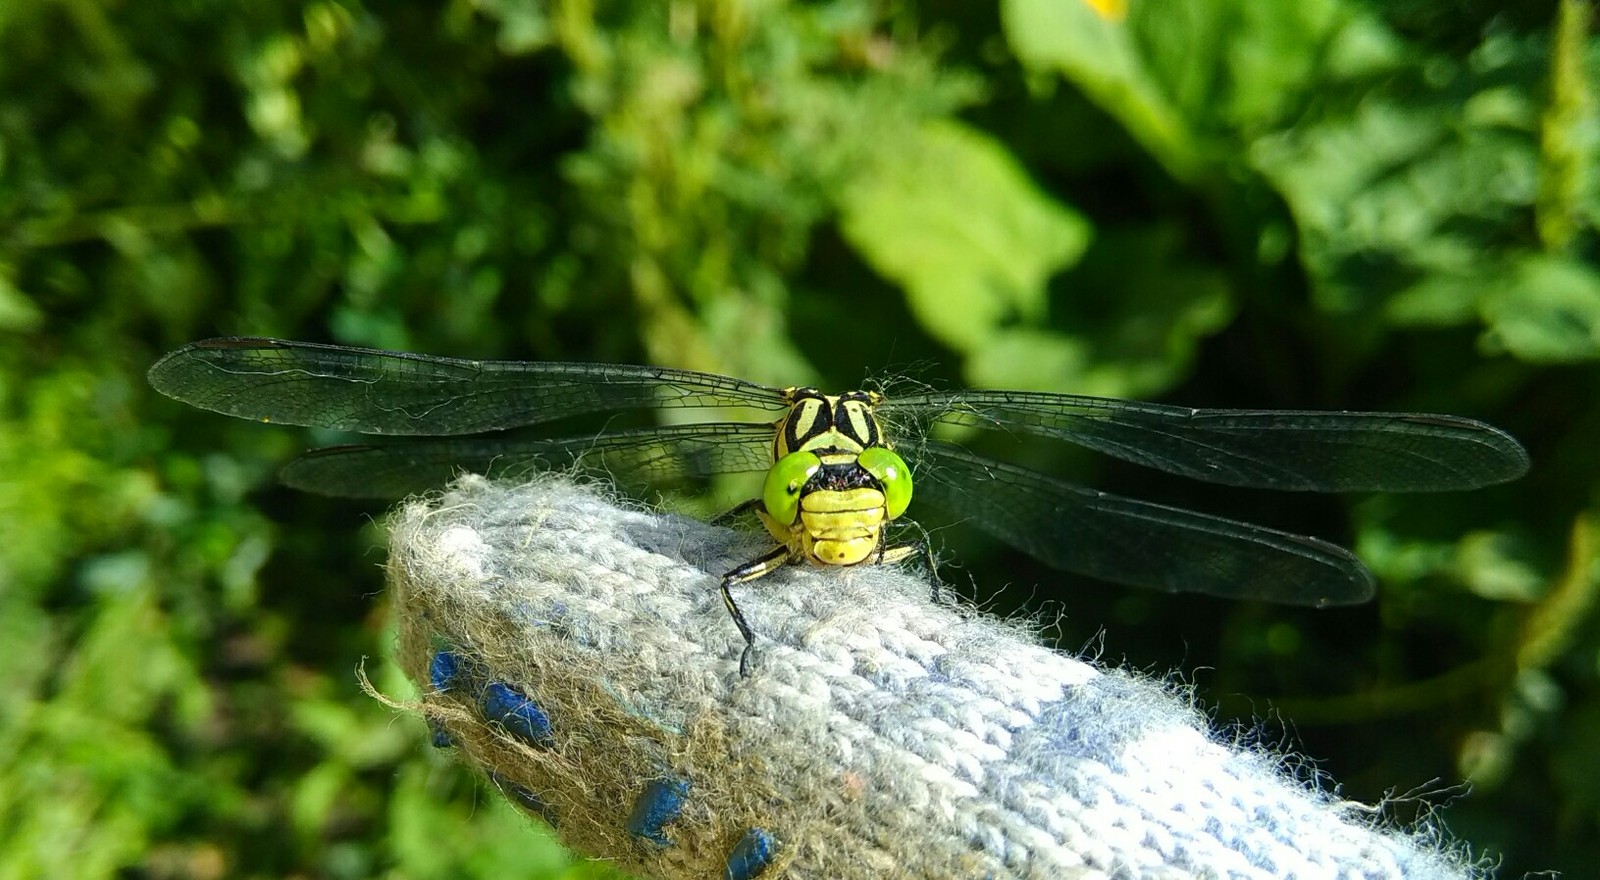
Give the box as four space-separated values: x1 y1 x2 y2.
385 475 1481 880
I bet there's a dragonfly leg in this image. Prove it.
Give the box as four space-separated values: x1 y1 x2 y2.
721 545 794 677
711 498 763 527
918 543 946 605
902 524 947 608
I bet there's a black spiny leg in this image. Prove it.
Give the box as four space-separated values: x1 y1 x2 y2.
884 519 946 604
918 541 945 605
721 545 794 677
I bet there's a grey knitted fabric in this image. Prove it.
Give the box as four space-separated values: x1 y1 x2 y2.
385 475 1483 880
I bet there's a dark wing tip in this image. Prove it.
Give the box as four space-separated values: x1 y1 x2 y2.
1314 566 1378 607
1466 421 1532 484
1399 414 1533 487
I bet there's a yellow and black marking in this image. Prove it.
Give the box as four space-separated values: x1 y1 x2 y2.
721 387 927 676
773 388 882 458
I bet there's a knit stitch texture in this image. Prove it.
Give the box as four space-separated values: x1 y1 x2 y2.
385 475 1483 880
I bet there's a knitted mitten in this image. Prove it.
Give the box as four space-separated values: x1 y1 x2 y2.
387 476 1480 880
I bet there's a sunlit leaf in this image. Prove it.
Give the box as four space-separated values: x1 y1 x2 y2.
1003 0 1198 177
1481 255 1600 362
838 119 1090 353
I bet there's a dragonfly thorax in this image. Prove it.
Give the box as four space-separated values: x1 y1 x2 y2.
774 388 884 458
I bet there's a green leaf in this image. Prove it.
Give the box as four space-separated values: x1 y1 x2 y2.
1003 0 1199 177
964 329 1089 392
926 224 1233 399
1455 529 1547 602
1134 0 1353 135
1249 31 1557 325
0 271 44 332
1003 0 1381 177
1481 255 1600 363
837 119 1090 353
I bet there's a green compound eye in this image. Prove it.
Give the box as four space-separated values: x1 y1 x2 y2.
858 446 912 520
762 451 822 525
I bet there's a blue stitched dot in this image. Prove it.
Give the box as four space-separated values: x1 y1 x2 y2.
481 681 553 745
427 717 454 748
625 776 691 846
490 772 557 826
430 649 464 692
724 827 778 880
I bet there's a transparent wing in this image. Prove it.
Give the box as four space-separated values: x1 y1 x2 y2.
277 422 777 498
148 337 790 435
881 390 1529 492
909 441 1375 606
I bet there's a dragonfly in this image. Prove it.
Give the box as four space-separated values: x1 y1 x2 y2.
148 337 1530 674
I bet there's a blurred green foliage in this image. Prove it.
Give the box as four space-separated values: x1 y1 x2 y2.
2 0 1597 877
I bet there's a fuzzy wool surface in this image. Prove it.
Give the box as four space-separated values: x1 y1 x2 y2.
385 475 1483 880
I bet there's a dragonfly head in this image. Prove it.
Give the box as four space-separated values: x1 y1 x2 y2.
762 446 913 528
